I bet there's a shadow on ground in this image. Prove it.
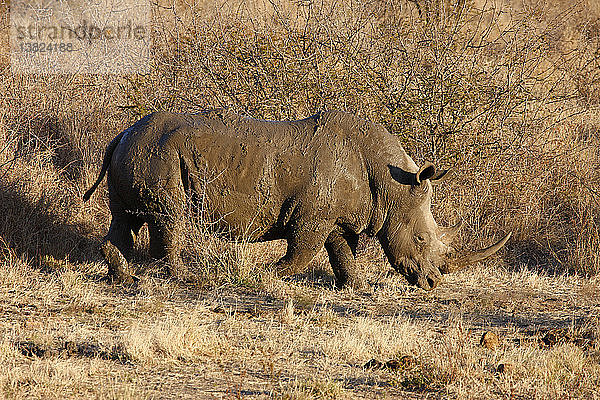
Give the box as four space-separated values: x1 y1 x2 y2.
0 182 99 266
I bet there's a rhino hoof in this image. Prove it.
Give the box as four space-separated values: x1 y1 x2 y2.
101 272 139 286
336 275 365 291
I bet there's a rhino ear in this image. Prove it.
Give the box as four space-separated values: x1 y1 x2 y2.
416 161 436 184
430 168 451 185
388 165 414 185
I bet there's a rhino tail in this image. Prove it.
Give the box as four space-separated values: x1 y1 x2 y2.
83 129 127 202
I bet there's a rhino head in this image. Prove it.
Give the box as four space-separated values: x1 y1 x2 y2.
378 162 511 291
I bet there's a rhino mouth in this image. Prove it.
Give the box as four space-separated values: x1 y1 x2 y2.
394 259 442 291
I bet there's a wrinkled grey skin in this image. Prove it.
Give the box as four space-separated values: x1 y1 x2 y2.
84 110 485 290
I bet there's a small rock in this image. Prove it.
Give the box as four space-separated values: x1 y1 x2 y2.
363 358 384 370
497 363 514 374
17 341 47 358
384 359 402 371
385 355 416 371
64 341 102 358
480 331 500 350
542 331 558 347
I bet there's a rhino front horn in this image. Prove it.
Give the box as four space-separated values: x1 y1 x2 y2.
440 232 512 274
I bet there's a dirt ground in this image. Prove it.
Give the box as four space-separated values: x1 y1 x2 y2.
1 240 599 399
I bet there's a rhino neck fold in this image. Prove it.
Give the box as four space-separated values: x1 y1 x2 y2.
365 182 388 236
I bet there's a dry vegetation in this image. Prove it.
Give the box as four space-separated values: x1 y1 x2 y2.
1 0 600 398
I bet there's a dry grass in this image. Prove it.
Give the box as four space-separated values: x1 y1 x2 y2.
0 253 599 398
1 0 600 398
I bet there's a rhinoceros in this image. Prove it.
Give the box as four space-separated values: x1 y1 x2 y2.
83 110 510 290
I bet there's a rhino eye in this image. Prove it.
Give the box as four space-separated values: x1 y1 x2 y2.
415 234 427 244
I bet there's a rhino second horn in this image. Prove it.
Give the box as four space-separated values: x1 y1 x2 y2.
438 220 463 243
440 232 512 274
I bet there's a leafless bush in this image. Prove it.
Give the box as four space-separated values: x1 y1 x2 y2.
1 0 599 278
138 0 600 275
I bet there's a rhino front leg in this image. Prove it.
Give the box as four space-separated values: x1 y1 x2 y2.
148 218 188 280
101 217 138 285
325 230 362 289
276 222 332 276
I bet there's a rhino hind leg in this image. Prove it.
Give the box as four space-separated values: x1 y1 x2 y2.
346 232 359 258
325 230 362 289
147 218 188 280
101 216 141 285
